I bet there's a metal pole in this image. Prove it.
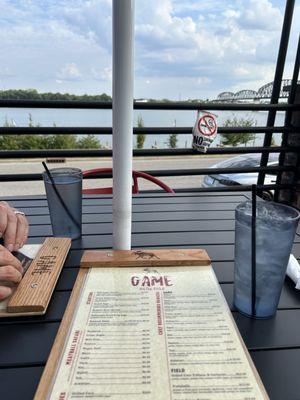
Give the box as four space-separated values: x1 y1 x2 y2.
112 0 135 249
257 0 295 193
288 85 300 207
274 34 300 202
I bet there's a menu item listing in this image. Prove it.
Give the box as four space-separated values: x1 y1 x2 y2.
46 265 268 400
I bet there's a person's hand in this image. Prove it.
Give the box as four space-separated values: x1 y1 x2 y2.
0 201 29 252
0 245 23 300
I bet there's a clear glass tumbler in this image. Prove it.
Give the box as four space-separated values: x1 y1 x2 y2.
234 200 299 318
43 167 82 240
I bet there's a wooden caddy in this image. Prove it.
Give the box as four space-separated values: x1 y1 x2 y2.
0 237 71 317
34 248 269 400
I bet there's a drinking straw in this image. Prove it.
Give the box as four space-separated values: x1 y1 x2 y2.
251 184 257 317
42 162 81 231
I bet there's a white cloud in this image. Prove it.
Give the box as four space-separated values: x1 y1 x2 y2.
0 67 14 78
0 0 297 99
234 67 250 77
223 9 240 18
236 0 282 31
197 77 211 85
59 63 82 80
101 67 112 81
231 64 276 93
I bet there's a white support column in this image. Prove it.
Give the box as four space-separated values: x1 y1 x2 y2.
112 0 135 250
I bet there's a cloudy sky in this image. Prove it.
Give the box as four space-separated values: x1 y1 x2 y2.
0 0 299 100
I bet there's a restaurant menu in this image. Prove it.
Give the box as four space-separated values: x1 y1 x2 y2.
48 266 267 399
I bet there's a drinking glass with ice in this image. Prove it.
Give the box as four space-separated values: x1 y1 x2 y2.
234 200 300 319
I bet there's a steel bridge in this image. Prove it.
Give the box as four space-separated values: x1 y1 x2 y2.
216 79 299 102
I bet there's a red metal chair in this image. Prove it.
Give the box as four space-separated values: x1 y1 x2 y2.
82 168 174 194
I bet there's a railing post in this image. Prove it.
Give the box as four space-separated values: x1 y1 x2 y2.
257 0 295 195
277 84 300 207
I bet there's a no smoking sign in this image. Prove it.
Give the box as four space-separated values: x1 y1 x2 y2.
197 114 217 137
193 111 218 153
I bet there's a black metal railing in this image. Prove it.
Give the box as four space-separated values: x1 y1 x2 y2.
0 99 298 111
0 98 298 200
0 0 299 203
0 101 299 197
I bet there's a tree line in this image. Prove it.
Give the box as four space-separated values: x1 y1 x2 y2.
1 115 259 150
0 89 207 103
0 89 112 101
0 133 101 150
1 115 102 150
1 114 180 150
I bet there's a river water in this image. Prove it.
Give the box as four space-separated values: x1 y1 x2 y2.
1 108 285 149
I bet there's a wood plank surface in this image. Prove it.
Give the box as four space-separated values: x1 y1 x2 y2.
6 195 248 207
13 203 241 218
3 193 248 207
28 219 236 237
26 210 236 225
27 231 237 248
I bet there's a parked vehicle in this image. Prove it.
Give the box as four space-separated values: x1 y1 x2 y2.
202 153 279 200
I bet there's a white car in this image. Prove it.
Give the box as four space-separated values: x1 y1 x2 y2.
202 153 279 200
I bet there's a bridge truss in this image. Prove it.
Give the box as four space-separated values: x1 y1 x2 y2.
216 79 298 101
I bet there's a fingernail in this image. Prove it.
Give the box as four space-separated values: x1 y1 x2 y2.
2 287 12 298
7 244 14 252
14 243 20 251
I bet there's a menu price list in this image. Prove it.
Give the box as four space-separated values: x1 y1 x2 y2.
47 266 268 400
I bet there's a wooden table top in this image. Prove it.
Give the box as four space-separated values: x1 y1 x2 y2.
0 192 299 400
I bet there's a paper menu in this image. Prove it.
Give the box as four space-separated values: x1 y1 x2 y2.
47 265 268 400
